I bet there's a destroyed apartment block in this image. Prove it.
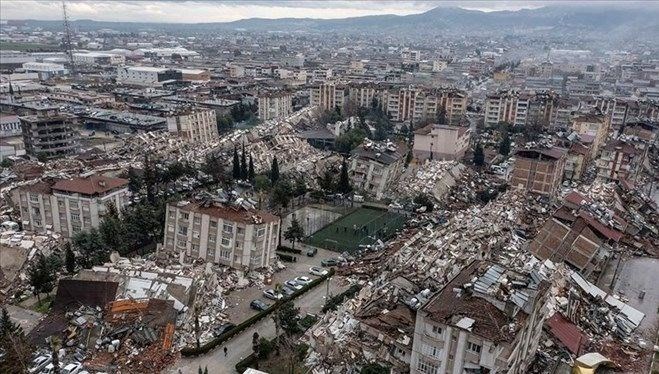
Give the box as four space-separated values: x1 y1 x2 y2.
349 138 408 200
389 160 465 202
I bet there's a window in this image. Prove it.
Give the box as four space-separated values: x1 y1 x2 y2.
208 234 216 243
192 231 200 239
423 343 441 358
223 223 234 233
236 227 244 235
176 239 187 248
168 225 175 233
432 325 442 336
256 227 266 238
181 212 189 220
29 195 39 203
220 250 231 259
71 213 80 222
221 237 231 247
210 220 217 228
417 359 438 374
178 226 188 236
467 342 482 354
236 241 242 248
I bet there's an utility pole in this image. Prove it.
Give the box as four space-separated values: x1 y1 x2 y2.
62 1 76 76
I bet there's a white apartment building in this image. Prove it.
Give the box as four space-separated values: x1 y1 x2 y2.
385 87 467 125
349 140 407 199
347 83 380 108
484 91 529 127
13 175 130 238
166 109 219 143
0 114 21 138
162 200 280 270
411 261 549 374
257 92 293 121
310 82 346 111
116 66 182 86
413 124 471 161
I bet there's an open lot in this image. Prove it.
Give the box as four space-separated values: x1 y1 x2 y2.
304 207 406 253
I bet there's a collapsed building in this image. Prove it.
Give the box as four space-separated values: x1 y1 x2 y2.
349 139 408 199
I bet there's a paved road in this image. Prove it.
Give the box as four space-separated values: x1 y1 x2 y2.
169 276 346 374
5 304 43 333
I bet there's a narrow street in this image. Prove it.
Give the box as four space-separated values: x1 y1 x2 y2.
169 276 346 374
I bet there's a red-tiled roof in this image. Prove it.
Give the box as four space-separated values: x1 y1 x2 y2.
52 175 128 195
546 312 586 355
578 211 624 242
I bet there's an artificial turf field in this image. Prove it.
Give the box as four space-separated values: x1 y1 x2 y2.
305 207 406 253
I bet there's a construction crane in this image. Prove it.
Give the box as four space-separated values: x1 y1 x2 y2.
62 0 76 75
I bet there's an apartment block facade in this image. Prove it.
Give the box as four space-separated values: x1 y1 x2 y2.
595 140 642 182
511 147 567 199
413 124 471 161
571 114 610 158
309 82 346 111
162 201 280 270
166 109 219 143
13 175 130 238
410 261 549 374
349 141 407 199
257 92 293 121
20 113 79 159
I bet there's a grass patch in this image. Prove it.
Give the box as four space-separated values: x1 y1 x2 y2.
33 295 54 314
305 207 406 253
0 41 60 52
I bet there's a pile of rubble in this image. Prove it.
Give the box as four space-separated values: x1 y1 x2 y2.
389 160 466 202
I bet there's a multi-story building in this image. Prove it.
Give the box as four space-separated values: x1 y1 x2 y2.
309 82 346 111
166 108 219 143
0 114 22 138
385 87 466 125
510 147 567 199
20 112 79 160
116 66 183 86
413 124 471 161
410 261 549 374
13 175 130 238
257 92 293 121
73 52 125 65
571 114 610 157
46 90 116 106
22 62 67 80
484 90 530 127
347 83 381 108
595 140 642 182
162 200 280 270
349 140 407 199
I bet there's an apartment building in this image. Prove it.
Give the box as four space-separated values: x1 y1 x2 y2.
410 261 549 374
595 140 642 182
309 82 346 111
571 114 610 157
484 91 529 127
257 92 293 121
0 114 21 138
510 147 567 199
13 175 130 238
349 140 407 199
20 112 79 160
347 83 381 108
385 87 466 125
46 90 116 106
592 97 659 127
166 108 219 143
413 124 471 161
162 200 280 270
116 66 183 86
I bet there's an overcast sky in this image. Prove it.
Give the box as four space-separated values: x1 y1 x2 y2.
0 1 652 23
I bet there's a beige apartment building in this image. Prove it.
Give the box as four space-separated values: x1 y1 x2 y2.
166 108 219 143
410 261 549 374
349 140 407 199
484 91 529 127
310 82 346 111
510 147 567 199
595 140 642 182
162 200 280 270
257 92 293 121
571 114 610 158
13 175 130 238
413 124 471 161
385 87 466 125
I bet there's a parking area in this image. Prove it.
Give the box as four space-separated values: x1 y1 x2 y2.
223 245 342 323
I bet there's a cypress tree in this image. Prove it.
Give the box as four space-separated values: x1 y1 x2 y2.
474 143 485 167
232 147 240 179
337 159 352 194
240 144 248 179
270 156 280 184
248 155 255 181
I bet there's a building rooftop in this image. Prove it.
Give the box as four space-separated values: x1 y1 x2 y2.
51 175 129 196
172 201 279 225
422 260 546 344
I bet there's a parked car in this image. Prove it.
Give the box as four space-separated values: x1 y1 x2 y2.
294 276 312 285
281 286 296 296
284 280 303 290
306 247 317 257
29 355 51 374
263 289 283 300
212 322 236 337
250 299 269 311
309 266 329 276
321 258 339 267
62 362 83 374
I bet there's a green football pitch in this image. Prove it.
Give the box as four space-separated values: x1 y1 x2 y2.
305 207 406 253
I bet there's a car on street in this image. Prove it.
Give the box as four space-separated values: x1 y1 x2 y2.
294 276 312 285
62 362 83 374
321 258 339 267
250 299 269 311
306 247 317 256
263 289 283 300
281 286 296 296
309 266 329 276
212 322 236 337
285 280 304 290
